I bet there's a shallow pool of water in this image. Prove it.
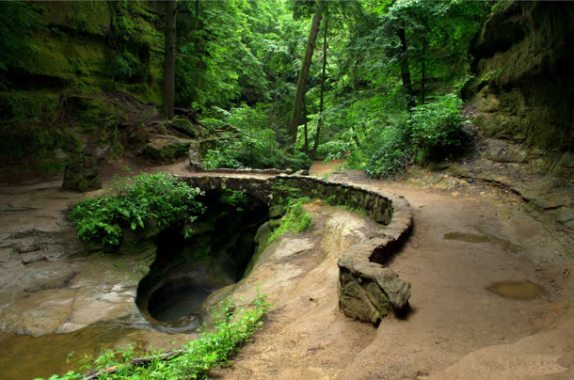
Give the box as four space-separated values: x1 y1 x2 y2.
486 280 546 300
0 320 195 379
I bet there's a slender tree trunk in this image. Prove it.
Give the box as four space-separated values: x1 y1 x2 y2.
195 0 200 30
163 0 177 120
421 34 427 104
420 18 429 105
288 4 322 149
312 12 328 159
397 26 415 110
303 100 309 154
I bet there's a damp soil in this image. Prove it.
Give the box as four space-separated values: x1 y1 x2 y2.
443 231 521 252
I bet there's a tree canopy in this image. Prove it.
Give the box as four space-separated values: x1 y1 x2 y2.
0 0 490 176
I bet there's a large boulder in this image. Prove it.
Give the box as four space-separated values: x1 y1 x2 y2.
168 117 208 139
143 134 193 163
188 140 203 170
62 152 102 192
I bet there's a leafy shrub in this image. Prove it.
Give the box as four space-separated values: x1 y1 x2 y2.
110 49 141 82
201 105 309 171
317 140 353 161
41 295 270 380
407 93 464 161
69 173 204 249
365 126 409 178
283 151 312 171
365 94 464 178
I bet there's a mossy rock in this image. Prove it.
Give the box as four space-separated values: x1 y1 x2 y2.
0 91 60 123
168 117 208 139
39 2 111 37
62 154 101 192
143 135 192 163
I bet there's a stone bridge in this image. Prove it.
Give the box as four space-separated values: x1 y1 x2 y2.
182 173 413 323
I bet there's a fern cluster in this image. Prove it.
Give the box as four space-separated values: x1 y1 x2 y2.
69 173 204 249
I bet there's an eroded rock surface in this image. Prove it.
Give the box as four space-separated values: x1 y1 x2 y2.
460 1 574 231
0 182 154 336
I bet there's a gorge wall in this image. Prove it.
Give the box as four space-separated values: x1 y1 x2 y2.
465 1 574 176
0 2 164 177
458 1 574 232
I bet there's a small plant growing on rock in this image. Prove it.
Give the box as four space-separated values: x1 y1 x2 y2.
68 173 204 249
267 198 313 244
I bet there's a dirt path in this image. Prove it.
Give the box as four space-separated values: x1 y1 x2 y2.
218 164 574 379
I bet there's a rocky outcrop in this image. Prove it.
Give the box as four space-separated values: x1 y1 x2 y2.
0 2 164 178
143 135 194 163
0 183 154 336
466 2 574 158
460 1 574 231
62 151 102 192
168 118 208 139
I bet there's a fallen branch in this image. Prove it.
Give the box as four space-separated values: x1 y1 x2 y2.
83 350 184 380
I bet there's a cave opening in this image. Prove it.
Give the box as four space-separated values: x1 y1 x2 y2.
135 189 269 331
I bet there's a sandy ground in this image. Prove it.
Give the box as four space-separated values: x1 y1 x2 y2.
212 201 379 380
216 163 574 379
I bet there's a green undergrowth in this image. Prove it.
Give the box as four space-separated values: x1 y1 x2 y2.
200 105 311 171
38 295 270 380
68 173 204 250
267 198 313 244
365 94 465 178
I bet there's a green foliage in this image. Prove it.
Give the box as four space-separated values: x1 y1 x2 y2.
109 49 142 83
107 1 162 85
364 93 464 178
366 126 409 178
0 1 39 73
317 140 353 161
201 105 309 170
38 295 270 380
267 198 313 244
68 173 204 249
176 1 272 108
408 93 464 161
219 189 248 212
1 0 487 182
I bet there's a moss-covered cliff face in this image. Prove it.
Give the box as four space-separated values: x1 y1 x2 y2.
0 1 164 178
465 1 574 177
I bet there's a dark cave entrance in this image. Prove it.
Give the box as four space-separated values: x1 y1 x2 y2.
135 189 269 332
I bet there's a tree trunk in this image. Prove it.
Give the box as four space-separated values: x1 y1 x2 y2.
312 12 328 159
195 0 200 30
303 100 309 154
420 18 429 105
397 26 415 110
163 0 177 120
288 4 322 149
421 34 427 104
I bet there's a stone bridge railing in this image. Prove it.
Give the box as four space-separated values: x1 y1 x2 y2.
182 174 412 324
